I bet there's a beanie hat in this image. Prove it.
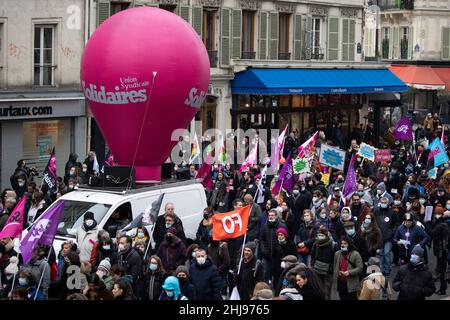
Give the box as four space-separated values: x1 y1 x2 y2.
98 258 111 273
166 227 178 236
377 182 386 192
84 211 94 221
317 226 328 236
175 265 189 277
276 227 289 238
411 245 424 259
282 255 298 264
244 242 257 254
255 289 273 300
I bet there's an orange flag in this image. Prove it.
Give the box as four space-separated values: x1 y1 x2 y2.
212 205 251 241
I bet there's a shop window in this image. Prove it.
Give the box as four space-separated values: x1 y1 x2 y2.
111 2 130 15
280 95 290 107
33 25 55 86
317 95 329 106
22 120 71 182
292 95 303 108
242 11 255 59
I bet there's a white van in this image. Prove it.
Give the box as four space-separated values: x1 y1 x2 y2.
19 179 207 255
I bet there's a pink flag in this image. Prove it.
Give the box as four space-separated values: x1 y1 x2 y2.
239 143 258 173
278 125 288 156
196 152 214 191
271 152 293 196
0 197 26 240
441 126 445 146
298 131 319 158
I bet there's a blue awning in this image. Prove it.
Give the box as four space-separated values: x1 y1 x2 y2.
231 68 408 95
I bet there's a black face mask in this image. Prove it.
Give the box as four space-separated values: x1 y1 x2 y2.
203 214 210 220
166 235 173 243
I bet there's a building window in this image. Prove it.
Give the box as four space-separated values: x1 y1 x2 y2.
110 1 130 15
34 25 55 86
382 27 390 59
0 23 3 77
400 27 408 59
242 11 255 59
278 13 291 60
203 9 217 67
311 17 323 60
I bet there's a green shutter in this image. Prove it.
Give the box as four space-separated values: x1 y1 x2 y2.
348 19 355 61
442 27 450 60
259 11 269 60
178 5 190 23
293 14 302 60
220 8 231 66
408 26 413 59
231 9 242 59
327 17 339 61
269 12 278 60
97 0 110 26
389 27 394 59
393 26 399 59
342 19 349 61
304 15 312 60
192 6 203 37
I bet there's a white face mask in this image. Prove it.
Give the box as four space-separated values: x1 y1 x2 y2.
18 181 25 187
312 197 318 202
320 213 327 219
280 261 286 269
85 219 94 227
82 168 88 173
118 244 126 252
196 257 206 265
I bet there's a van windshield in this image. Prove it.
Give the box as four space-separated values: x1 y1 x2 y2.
55 200 111 238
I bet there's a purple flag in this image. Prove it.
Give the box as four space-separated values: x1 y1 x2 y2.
343 154 357 197
271 152 293 196
393 117 413 141
20 200 65 264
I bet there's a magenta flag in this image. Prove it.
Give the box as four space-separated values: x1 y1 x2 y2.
20 200 65 264
0 197 26 240
343 154 357 198
239 143 258 173
196 153 214 191
271 152 293 196
42 147 57 192
298 131 319 158
393 117 413 141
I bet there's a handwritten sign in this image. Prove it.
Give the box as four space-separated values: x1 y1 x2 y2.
374 149 391 162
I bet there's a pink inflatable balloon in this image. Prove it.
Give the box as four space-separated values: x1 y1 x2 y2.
81 7 210 182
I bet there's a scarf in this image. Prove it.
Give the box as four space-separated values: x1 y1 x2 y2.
315 238 332 247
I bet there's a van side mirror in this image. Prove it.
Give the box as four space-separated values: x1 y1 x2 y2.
107 225 118 238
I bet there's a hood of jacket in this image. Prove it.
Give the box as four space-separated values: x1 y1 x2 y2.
162 276 182 299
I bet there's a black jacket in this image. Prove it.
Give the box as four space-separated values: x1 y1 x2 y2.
118 247 143 297
189 257 223 300
179 279 197 300
236 257 264 300
260 219 286 260
289 191 312 218
279 239 297 260
347 233 369 263
296 284 325 300
373 207 398 242
142 271 168 300
429 219 449 259
311 240 338 269
393 262 435 300
154 214 186 249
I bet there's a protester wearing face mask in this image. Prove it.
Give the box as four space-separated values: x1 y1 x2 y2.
327 186 346 207
351 194 370 226
258 199 277 241
174 265 196 300
315 207 330 227
159 276 188 300
93 233 118 269
76 212 99 263
14 268 45 300
188 249 222 300
327 174 345 195
196 207 214 249
259 209 286 285
277 227 297 262
94 258 114 291
26 191 47 226
332 237 363 300
310 227 338 300
373 182 393 207
289 183 312 224
133 226 149 246
275 255 300 296
359 213 382 258
335 207 357 240
279 202 296 237
393 214 430 266
11 175 27 199
429 206 449 295
142 255 168 300
154 203 186 250
392 246 435 300
296 210 320 265
117 235 143 298
343 221 369 264
310 191 326 216
157 228 186 273
356 183 373 207
430 185 449 208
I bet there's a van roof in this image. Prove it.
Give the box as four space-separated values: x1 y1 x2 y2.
60 178 205 205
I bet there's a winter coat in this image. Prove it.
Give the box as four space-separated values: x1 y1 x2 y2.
280 287 303 300
373 207 398 242
157 238 186 272
196 220 213 250
208 242 230 275
76 226 99 262
260 219 286 261
393 262 435 300
295 220 320 249
393 223 430 259
347 233 369 263
311 240 338 275
279 239 297 259
118 247 143 296
189 257 223 300
247 203 262 241
296 284 325 300
360 224 383 257
352 204 371 226
30 258 51 297
179 279 197 300
429 219 449 259
210 180 229 212
281 210 296 239
143 270 168 300
154 214 187 249
85 286 114 300
332 250 363 293
236 257 264 300
289 191 312 221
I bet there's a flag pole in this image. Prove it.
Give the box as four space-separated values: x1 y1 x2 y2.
237 232 248 275
34 247 52 300
8 252 20 298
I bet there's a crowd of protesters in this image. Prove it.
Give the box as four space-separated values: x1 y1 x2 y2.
0 113 449 301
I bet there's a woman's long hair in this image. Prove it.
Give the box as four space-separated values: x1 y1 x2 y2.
297 268 325 299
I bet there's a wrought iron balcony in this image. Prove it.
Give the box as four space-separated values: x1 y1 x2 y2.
278 52 291 60
400 38 409 59
382 38 390 59
241 51 256 59
379 0 414 11
208 50 218 68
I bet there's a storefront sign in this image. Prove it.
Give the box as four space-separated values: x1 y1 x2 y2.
358 143 377 161
0 98 85 120
319 144 346 171
374 149 391 162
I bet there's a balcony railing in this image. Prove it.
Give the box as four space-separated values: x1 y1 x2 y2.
400 38 409 59
208 50 218 68
241 51 256 59
379 0 414 11
311 47 324 60
382 39 390 59
278 52 291 60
